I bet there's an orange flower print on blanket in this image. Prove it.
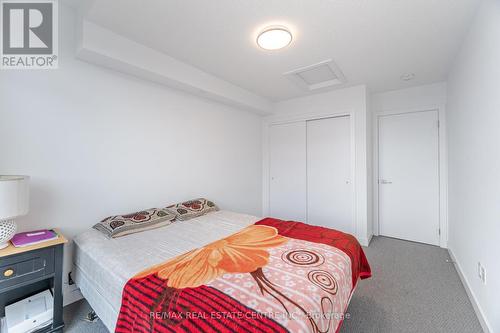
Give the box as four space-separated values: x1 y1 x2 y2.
133 225 288 288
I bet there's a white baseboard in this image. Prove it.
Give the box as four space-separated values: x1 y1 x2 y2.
358 234 373 247
448 249 492 333
63 288 84 307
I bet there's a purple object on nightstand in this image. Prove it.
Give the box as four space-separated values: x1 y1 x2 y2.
11 229 58 247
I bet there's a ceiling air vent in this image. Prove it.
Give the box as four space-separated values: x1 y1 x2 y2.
284 59 346 91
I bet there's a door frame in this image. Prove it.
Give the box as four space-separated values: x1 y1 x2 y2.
373 106 448 248
262 109 358 242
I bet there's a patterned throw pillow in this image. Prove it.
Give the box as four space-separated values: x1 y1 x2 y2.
93 208 176 238
167 198 219 221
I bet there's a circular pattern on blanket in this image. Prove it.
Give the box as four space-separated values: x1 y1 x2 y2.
308 270 338 295
282 249 325 267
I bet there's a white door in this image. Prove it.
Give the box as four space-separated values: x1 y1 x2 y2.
269 122 307 221
307 116 353 233
378 110 440 245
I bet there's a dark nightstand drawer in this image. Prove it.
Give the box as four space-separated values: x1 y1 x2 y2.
0 248 55 291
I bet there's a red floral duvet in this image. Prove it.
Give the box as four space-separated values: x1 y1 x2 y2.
116 218 371 333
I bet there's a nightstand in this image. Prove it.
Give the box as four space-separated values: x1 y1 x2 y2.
0 230 67 332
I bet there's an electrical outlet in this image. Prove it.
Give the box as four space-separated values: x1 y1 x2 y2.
477 262 486 284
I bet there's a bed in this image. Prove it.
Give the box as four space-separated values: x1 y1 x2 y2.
73 210 370 332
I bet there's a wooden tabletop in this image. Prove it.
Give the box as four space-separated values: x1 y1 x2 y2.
0 229 68 258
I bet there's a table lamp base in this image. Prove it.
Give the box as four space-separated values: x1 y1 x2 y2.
0 219 17 249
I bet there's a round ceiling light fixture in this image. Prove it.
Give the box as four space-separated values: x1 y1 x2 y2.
257 26 292 50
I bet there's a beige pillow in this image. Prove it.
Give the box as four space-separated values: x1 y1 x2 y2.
167 198 219 221
93 208 176 238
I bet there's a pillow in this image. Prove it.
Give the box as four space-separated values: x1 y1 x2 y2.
167 198 219 221
93 208 176 238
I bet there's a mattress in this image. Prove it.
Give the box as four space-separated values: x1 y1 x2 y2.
73 210 260 331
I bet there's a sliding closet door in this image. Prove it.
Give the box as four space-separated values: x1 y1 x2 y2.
269 122 307 221
307 116 353 232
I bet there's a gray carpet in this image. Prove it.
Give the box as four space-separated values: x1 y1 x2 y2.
341 236 482 333
63 236 482 333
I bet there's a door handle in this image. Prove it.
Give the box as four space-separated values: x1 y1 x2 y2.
379 179 393 184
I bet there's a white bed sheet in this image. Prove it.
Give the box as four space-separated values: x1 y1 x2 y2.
72 210 261 331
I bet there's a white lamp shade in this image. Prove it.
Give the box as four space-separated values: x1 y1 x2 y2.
0 175 30 220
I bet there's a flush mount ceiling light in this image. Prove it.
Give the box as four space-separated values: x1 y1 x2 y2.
400 73 416 81
257 26 292 50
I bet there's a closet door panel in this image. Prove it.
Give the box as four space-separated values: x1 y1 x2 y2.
307 116 353 232
269 122 307 221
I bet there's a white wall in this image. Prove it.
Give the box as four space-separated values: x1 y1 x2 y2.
366 91 373 238
77 19 273 114
263 85 372 245
0 4 263 304
370 82 449 248
446 0 500 331
371 82 447 111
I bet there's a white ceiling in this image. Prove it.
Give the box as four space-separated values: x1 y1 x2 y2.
80 0 480 102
